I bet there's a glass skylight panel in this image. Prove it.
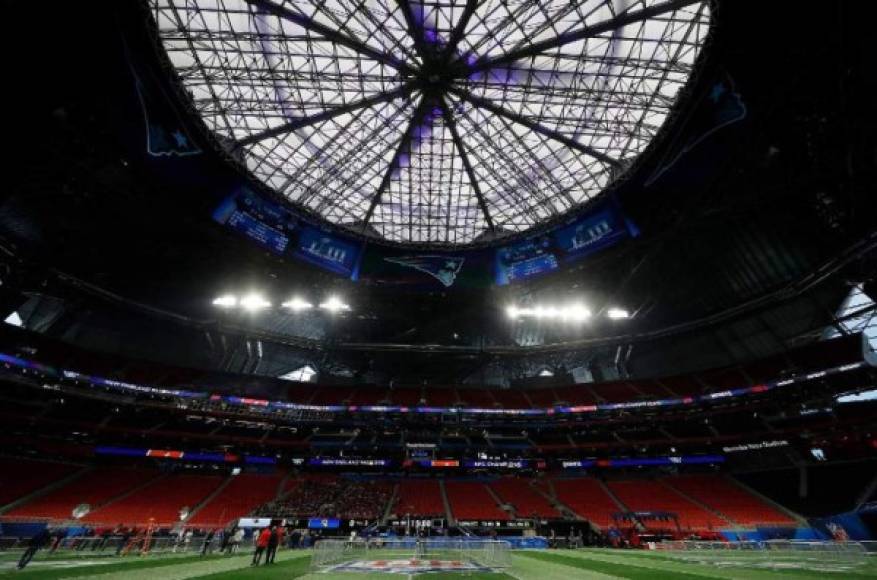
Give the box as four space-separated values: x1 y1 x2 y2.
149 0 710 245
825 285 877 350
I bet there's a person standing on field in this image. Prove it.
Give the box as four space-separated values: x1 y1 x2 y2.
17 527 52 570
251 527 271 566
267 526 284 564
264 526 278 565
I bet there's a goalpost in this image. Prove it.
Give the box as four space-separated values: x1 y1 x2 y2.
311 538 512 572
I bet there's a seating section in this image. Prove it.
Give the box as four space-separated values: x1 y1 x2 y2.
492 389 531 409
0 458 80 507
389 388 423 406
553 385 598 405
1 463 808 530
395 480 444 517
349 388 388 405
260 475 340 517
607 480 729 531
310 388 353 405
591 382 642 403
82 473 224 526
665 475 796 526
5 323 864 412
456 389 496 408
6 467 158 520
552 478 621 528
490 478 560 518
525 388 559 407
187 473 284 528
445 481 508 520
256 476 390 520
333 481 394 520
424 389 458 407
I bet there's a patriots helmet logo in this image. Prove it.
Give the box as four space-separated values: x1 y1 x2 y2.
384 255 465 287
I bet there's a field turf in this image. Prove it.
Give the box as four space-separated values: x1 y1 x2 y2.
0 548 874 579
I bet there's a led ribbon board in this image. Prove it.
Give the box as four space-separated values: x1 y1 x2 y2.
1 353 868 420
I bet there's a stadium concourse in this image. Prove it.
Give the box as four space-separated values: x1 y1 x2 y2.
2 0 877 578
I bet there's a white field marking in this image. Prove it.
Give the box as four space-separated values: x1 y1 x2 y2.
510 552 621 580
75 550 309 580
544 549 835 580
0 559 121 571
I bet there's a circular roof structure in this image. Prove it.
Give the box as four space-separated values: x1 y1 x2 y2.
149 0 711 246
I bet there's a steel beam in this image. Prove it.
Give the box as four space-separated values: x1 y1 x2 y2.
245 0 415 74
395 0 429 62
234 84 411 147
464 0 702 74
442 0 479 63
439 97 495 231
450 86 620 167
362 96 430 227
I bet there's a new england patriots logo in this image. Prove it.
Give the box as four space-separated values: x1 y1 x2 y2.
131 67 201 158
384 255 465 287
646 73 746 186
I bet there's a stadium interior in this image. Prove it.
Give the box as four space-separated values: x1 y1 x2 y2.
1 0 876 578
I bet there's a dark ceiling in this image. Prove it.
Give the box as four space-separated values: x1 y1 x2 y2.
0 1 875 385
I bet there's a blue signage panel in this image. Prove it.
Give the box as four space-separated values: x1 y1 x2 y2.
494 201 636 285
495 235 559 285
293 225 362 277
212 187 298 256
308 518 340 529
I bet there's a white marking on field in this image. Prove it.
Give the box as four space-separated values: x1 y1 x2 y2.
72 551 309 580
0 558 120 571
327 558 493 574
511 552 622 580
548 548 865 579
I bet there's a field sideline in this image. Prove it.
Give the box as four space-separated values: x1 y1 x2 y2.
1 548 875 579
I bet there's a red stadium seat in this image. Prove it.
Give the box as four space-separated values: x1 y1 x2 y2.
187 473 285 528
424 388 459 407
445 481 508 520
490 478 560 518
491 390 532 409
456 389 497 408
6 467 159 520
395 480 445 517
82 473 225 527
607 480 729 531
389 387 423 406
0 458 81 508
526 388 560 407
552 477 621 528
664 475 796 526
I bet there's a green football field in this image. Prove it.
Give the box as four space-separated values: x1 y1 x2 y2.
1 548 875 579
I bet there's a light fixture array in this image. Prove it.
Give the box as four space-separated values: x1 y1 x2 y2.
506 304 629 322
212 293 350 313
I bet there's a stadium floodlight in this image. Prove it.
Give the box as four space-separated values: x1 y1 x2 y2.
607 308 630 319
282 297 314 311
319 296 351 313
212 294 237 308
563 304 591 322
507 303 590 322
239 293 271 311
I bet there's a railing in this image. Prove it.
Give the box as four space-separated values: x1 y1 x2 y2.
0 534 235 560
311 538 512 571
